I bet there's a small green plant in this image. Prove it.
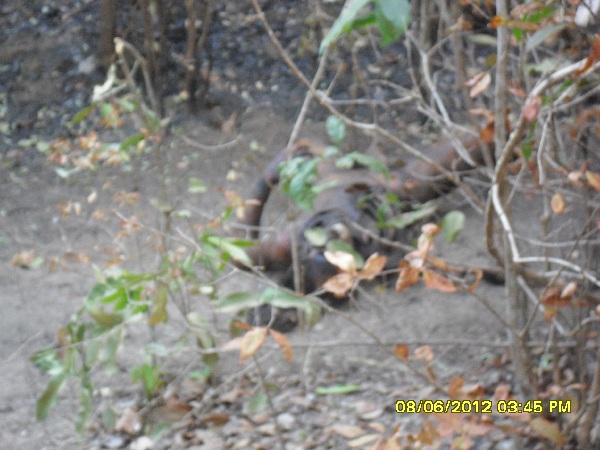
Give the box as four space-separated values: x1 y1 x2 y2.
31 53 257 432
320 0 410 53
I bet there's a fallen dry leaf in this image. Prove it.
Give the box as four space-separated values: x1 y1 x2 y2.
115 407 142 435
328 423 365 439
551 192 565 215
423 269 457 293
239 327 267 363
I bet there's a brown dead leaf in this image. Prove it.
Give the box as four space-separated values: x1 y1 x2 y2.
414 344 434 362
268 329 293 361
11 250 37 269
219 387 243 404
421 223 441 236
433 413 465 438
585 170 600 191
115 407 142 435
448 376 464 398
529 417 566 446
423 270 457 293
426 256 449 270
575 34 600 77
148 397 193 424
112 191 139 206
394 344 410 360
466 72 491 98
462 420 493 437
199 412 230 426
220 336 242 352
468 108 495 121
232 320 253 331
357 253 387 280
551 192 565 215
523 96 542 122
540 286 570 307
328 423 365 439
489 15 506 28
347 434 379 447
467 269 483 293
544 305 557 322
239 327 267 363
479 120 495 144
64 251 90 265
508 86 528 98
324 250 357 273
568 170 585 188
395 266 420 292
493 384 511 401
463 383 484 399
323 272 355 298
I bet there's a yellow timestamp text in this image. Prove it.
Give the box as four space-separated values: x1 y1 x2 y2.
395 399 571 414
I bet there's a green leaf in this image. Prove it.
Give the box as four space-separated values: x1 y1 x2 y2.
383 204 437 229
259 287 311 310
205 235 252 266
336 151 389 178
187 312 215 350
131 364 161 400
375 0 410 46
55 167 80 179
244 392 268 415
379 0 410 30
320 0 371 54
324 145 340 157
119 133 144 151
304 227 328 247
36 373 67 420
526 24 566 52
441 210 465 244
279 156 321 211
325 240 364 269
86 308 124 328
188 177 207 194
315 383 361 395
75 386 93 434
70 103 97 125
100 102 114 119
326 115 346 145
147 284 168 325
525 5 555 24
217 292 262 313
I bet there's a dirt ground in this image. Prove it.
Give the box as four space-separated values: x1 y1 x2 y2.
0 2 533 450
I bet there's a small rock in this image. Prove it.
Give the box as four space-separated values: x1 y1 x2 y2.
276 412 295 430
78 56 97 75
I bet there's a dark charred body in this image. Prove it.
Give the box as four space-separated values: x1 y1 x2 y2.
232 133 493 330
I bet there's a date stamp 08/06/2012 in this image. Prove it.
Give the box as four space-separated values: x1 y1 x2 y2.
395 399 572 415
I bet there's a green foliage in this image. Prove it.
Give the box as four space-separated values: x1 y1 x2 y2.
335 151 390 179
381 203 437 230
315 383 362 395
326 115 346 145
31 224 253 429
218 287 320 325
131 363 162 401
279 155 337 211
320 0 410 54
440 211 465 244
